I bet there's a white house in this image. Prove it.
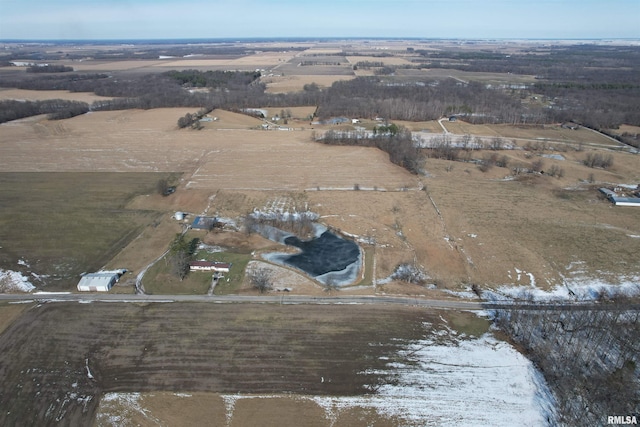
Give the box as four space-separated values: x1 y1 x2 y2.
189 261 231 273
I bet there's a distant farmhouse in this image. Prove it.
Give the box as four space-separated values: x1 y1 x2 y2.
599 187 640 206
77 269 127 292
189 261 231 273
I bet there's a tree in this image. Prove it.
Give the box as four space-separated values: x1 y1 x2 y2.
248 267 273 293
167 233 198 280
170 250 189 281
157 178 169 195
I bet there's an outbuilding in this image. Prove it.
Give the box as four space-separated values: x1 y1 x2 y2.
77 269 126 292
611 196 640 207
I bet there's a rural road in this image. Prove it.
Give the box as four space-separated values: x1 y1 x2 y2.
1 292 637 311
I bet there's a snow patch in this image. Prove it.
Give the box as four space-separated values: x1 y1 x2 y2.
310 329 556 426
487 275 640 302
0 268 35 292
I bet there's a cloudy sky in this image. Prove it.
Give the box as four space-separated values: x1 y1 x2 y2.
1 0 638 40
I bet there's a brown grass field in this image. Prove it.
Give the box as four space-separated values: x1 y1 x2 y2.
442 121 622 147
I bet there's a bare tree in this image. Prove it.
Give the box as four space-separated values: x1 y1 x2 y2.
248 267 273 293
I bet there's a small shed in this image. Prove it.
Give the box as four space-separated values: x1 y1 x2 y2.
77 269 126 292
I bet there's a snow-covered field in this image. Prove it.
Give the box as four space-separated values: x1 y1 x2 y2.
96 328 556 426
358 333 556 426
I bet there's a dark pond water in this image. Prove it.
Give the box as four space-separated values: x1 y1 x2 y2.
283 231 360 277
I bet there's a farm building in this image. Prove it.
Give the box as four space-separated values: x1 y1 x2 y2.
191 216 217 230
77 269 126 292
600 188 640 206
611 196 640 207
189 261 231 273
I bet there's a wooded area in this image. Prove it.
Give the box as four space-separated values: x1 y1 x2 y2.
493 301 640 426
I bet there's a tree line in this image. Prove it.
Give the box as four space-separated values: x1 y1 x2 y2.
0 99 89 123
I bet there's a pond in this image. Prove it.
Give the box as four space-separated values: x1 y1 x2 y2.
259 224 361 286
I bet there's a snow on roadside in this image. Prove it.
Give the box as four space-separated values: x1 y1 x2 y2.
0 268 35 292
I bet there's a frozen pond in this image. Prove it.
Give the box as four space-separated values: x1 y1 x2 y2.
259 224 362 286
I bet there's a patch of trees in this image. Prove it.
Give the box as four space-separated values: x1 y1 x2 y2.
167 233 199 280
27 64 74 73
389 263 428 285
409 45 640 128
0 99 89 123
166 70 260 89
244 210 317 238
478 152 511 172
492 301 640 426
0 73 110 93
177 107 213 129
583 152 614 169
354 61 384 69
315 77 533 124
299 61 342 66
317 126 425 174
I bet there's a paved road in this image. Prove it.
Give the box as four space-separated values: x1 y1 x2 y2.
1 292 637 311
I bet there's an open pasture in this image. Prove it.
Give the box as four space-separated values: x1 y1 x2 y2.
420 156 640 288
443 121 621 147
157 51 296 69
186 130 416 191
397 67 537 85
346 55 415 66
0 109 414 193
262 74 355 93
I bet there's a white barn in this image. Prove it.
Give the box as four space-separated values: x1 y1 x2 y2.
77 269 126 292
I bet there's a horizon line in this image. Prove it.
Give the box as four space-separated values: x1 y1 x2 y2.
2 36 640 44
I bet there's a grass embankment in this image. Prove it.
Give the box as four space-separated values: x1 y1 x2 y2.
0 172 173 290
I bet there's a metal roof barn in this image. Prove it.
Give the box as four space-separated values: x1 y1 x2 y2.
77 270 126 292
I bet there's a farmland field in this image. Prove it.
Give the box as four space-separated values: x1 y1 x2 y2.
0 172 171 289
0 302 431 426
0 302 554 427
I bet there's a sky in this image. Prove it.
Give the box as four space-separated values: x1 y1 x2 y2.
1 0 639 40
